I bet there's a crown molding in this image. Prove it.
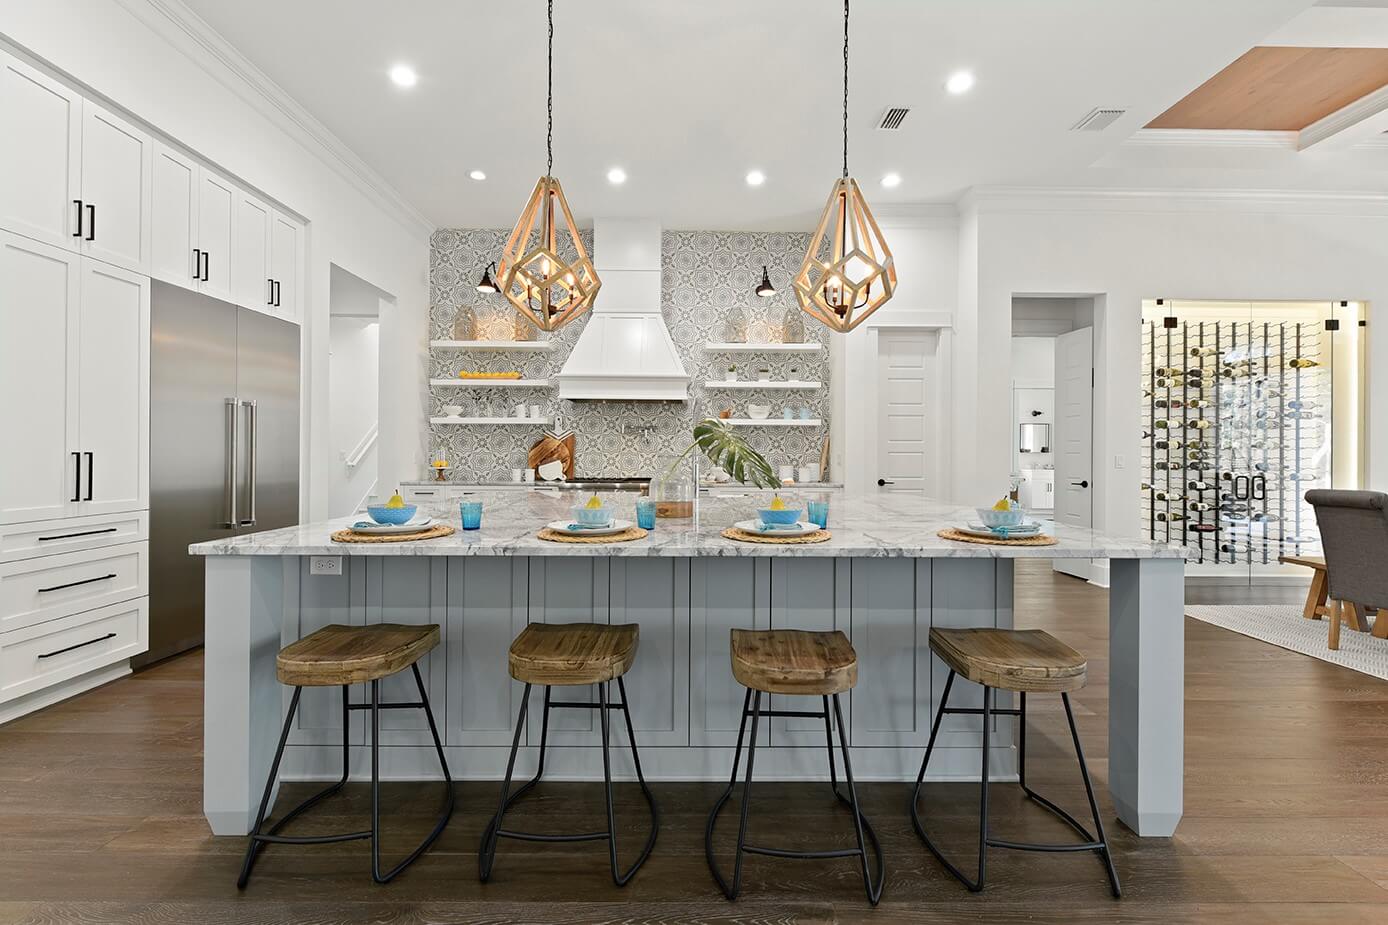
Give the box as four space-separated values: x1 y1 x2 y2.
870 202 959 228
1299 83 1388 151
116 0 434 240
1124 129 1298 149
958 185 1388 215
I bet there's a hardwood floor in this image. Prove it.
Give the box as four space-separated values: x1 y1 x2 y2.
2 560 1386 924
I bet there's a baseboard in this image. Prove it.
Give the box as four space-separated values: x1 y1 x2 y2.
0 660 131 726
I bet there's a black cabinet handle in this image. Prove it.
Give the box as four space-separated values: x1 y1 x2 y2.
38 527 118 542
202 251 210 282
193 248 201 278
37 573 116 594
71 452 81 502
1072 480 1089 488
86 203 95 241
1252 474 1267 501
73 200 83 238
84 451 93 501
267 278 273 305
877 478 894 486
38 632 117 659
273 280 281 307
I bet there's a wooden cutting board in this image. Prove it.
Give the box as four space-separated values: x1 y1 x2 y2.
528 430 576 479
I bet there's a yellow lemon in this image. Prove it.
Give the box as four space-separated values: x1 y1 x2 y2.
769 494 787 511
584 494 604 510
386 491 406 510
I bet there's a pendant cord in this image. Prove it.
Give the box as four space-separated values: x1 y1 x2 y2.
842 0 850 178
547 0 554 177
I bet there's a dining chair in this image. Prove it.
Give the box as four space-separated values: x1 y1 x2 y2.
1305 490 1388 651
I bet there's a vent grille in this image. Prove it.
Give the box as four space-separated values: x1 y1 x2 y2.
877 107 910 131
1071 108 1127 131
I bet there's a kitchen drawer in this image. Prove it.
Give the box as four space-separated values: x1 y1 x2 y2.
0 512 148 563
402 486 458 503
0 598 147 703
0 541 147 633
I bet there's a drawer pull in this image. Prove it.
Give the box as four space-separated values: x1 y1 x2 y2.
37 527 119 542
37 573 117 594
37 632 117 659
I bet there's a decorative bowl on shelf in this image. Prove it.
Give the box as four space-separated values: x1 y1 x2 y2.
570 505 612 526
747 404 771 420
441 404 463 417
366 503 418 525
975 507 1025 528
758 506 803 525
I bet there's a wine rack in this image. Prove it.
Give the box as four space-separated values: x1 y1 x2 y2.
1140 315 1334 568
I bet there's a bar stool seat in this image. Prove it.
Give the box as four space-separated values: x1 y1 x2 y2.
277 623 440 686
508 622 638 685
929 627 1086 693
730 628 857 695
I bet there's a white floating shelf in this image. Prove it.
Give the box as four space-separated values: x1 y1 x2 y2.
724 418 823 427
430 378 551 388
430 340 554 351
705 342 823 353
430 416 554 425
704 380 822 390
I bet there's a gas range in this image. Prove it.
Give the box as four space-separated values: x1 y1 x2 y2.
542 477 650 492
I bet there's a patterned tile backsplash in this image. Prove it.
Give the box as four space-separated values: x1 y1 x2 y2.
428 227 829 481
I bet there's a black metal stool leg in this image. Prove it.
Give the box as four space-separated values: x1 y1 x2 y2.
479 681 532 882
705 687 754 898
1063 692 1122 898
822 694 840 796
728 689 763 900
237 686 303 889
610 675 659 886
832 693 885 905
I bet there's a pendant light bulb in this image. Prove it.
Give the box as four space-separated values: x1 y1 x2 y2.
755 266 777 298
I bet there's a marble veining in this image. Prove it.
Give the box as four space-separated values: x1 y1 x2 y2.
190 492 1187 560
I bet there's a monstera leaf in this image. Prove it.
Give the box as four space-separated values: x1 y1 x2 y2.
690 418 779 489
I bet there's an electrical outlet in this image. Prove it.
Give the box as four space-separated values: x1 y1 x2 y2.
310 556 343 577
1114 455 1126 469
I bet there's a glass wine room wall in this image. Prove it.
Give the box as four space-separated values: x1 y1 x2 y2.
1140 300 1365 582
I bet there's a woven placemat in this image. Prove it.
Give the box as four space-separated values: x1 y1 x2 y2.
331 524 456 544
937 527 1057 547
721 527 832 545
537 526 648 544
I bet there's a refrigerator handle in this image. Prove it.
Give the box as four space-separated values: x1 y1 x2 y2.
225 398 239 528
241 400 258 527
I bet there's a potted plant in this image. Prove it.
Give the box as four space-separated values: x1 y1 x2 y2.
652 418 779 518
725 364 737 382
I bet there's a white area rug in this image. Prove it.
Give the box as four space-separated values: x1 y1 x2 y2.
1186 604 1387 681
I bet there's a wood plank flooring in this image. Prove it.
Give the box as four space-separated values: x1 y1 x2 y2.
1 560 1386 924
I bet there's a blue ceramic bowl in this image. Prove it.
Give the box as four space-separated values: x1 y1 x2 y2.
976 507 1024 528
571 505 612 526
758 507 802 526
366 504 417 525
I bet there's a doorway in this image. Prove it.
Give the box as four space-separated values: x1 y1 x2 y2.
874 329 940 495
328 266 389 517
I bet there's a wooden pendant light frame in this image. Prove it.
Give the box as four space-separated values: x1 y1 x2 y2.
496 175 600 332
793 176 896 333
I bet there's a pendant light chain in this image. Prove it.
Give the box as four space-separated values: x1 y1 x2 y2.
842 0 850 178
546 0 554 177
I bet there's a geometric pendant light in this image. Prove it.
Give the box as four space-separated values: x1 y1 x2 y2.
495 0 601 332
792 0 896 334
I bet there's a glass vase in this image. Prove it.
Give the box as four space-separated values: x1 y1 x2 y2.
450 305 476 341
648 454 697 519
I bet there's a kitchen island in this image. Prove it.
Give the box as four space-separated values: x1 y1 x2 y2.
191 491 1186 839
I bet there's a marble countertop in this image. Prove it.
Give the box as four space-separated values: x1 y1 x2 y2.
190 491 1186 560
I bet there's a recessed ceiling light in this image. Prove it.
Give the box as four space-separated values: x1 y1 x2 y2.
606 167 627 185
880 172 902 188
468 169 486 181
389 64 418 88
945 70 974 95
745 169 766 187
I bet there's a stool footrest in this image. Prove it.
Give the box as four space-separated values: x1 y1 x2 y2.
548 700 629 710
347 701 425 711
987 837 1106 853
495 828 610 843
251 830 371 845
743 707 826 719
743 844 866 860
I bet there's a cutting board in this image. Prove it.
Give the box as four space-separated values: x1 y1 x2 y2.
528 430 576 480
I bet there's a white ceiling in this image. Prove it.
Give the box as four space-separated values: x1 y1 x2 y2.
177 0 1376 230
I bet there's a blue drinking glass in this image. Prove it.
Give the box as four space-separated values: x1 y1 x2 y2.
635 498 657 530
459 500 483 530
807 499 829 529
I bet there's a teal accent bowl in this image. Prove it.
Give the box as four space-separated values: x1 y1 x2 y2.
571 505 612 526
758 507 802 526
976 507 1024 528
366 504 417 525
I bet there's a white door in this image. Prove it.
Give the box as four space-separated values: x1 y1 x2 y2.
0 51 82 249
78 102 152 274
0 232 80 524
234 191 271 311
196 170 236 302
875 330 936 494
150 143 199 287
1053 326 1094 580
269 211 301 319
75 259 149 516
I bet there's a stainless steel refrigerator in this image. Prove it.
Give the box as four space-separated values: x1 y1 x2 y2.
138 282 300 667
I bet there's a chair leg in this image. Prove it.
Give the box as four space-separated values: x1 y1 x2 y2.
609 675 659 886
832 693 885 905
1329 599 1343 651
1062 693 1122 898
479 682 533 882
728 690 763 901
705 687 754 899
236 686 303 889
822 694 840 796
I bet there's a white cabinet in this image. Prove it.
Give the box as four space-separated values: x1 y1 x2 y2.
78 103 152 273
196 170 236 302
150 143 199 287
0 51 81 249
0 231 149 524
269 210 303 319
233 190 272 311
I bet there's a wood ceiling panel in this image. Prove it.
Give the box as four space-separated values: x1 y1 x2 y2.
1147 46 1388 130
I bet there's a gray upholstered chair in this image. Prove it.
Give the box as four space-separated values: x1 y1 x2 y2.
1306 490 1388 650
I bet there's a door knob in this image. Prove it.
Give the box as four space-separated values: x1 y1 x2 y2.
877 478 895 486
1072 480 1089 488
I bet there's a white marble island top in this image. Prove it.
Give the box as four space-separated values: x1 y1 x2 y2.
190 490 1185 559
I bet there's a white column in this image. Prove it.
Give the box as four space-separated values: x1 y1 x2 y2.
1107 556 1184 836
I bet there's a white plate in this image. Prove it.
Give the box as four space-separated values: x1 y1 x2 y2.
546 519 633 537
349 516 434 535
956 523 1045 539
733 519 822 537
966 520 1042 534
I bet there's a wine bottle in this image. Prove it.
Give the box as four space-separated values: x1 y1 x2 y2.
1156 512 1186 522
1251 512 1280 523
1190 523 1217 533
1190 346 1219 357
1153 367 1182 377
1154 490 1182 502
1186 399 1211 409
1220 543 1251 555
1187 480 1212 491
1154 419 1171 429
1154 398 1183 409
1188 501 1212 512
1286 400 1318 411
1154 438 1183 450
1187 419 1213 430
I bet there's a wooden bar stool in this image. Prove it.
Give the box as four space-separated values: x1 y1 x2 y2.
910 627 1120 897
237 623 453 888
705 628 884 905
479 622 658 886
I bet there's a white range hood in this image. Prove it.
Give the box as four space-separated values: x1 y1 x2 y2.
555 218 689 401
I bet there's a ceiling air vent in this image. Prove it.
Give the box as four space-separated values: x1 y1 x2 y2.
877 107 910 131
1071 108 1127 131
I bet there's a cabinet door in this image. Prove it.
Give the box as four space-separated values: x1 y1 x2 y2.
689 558 769 747
269 211 301 319
150 143 198 287
0 232 79 524
196 170 235 302
79 102 152 274
75 259 149 516
233 192 271 312
0 51 82 249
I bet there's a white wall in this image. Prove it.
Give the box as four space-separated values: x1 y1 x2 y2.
0 0 432 522
328 317 379 515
